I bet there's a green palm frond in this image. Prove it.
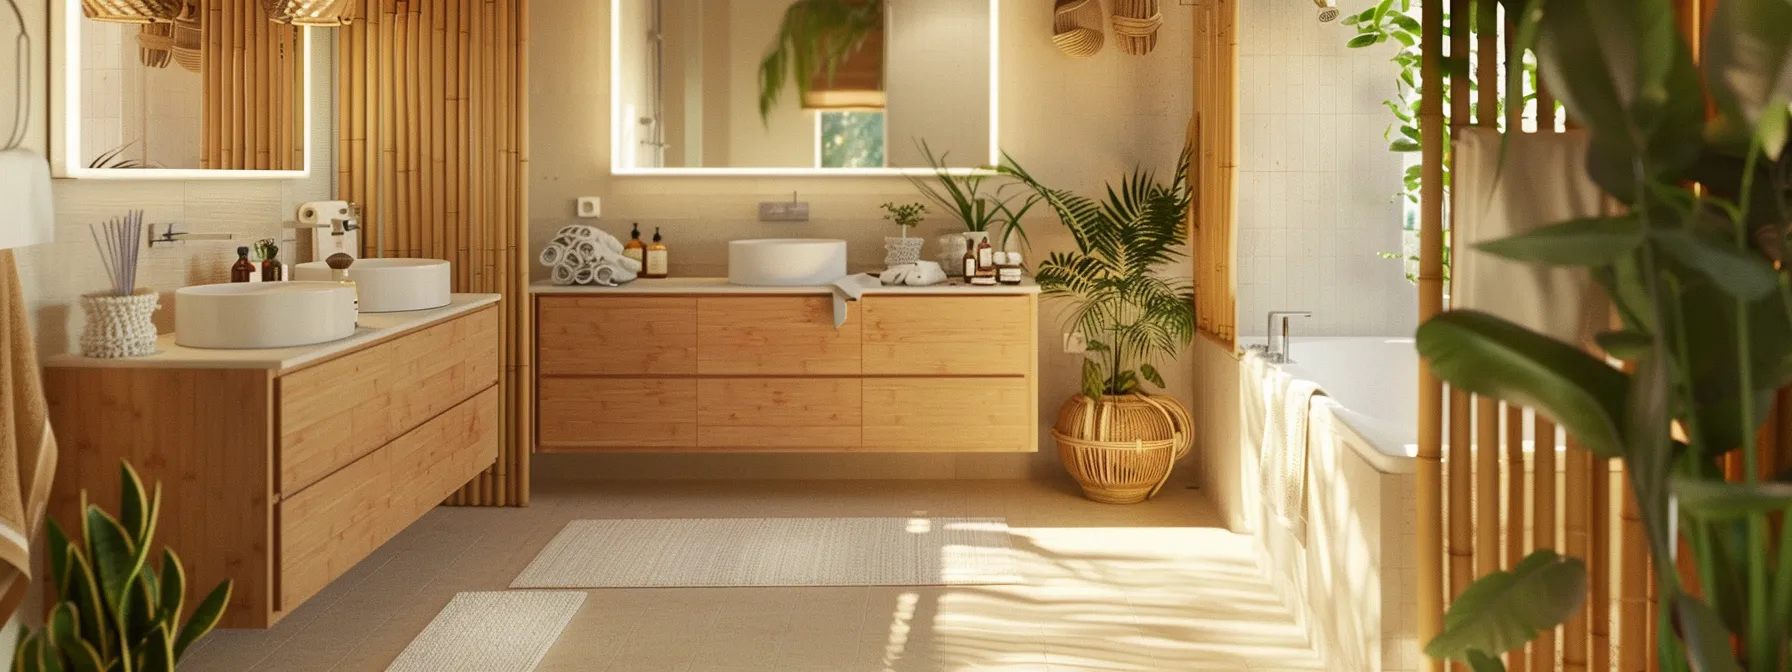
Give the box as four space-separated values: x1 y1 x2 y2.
758 0 883 121
1008 148 1196 398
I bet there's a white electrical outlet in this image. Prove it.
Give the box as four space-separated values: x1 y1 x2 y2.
1064 330 1089 354
576 197 602 219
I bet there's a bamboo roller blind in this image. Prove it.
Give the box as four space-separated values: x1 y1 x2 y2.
200 0 305 170
1190 0 1236 349
337 0 533 507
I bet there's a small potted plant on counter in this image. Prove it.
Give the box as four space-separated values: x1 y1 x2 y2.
881 202 927 266
1003 150 1196 504
908 140 1039 275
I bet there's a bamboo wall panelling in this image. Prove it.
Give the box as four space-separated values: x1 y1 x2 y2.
1563 441 1591 671
1191 0 1236 348
339 0 530 507
1415 0 1446 660
199 0 303 170
1530 418 1558 670
1503 405 1528 672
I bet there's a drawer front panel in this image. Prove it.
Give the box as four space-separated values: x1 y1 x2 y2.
697 297 860 375
538 377 698 449
279 387 498 610
862 296 1033 376
697 378 861 449
862 378 1034 452
538 297 697 376
279 307 498 494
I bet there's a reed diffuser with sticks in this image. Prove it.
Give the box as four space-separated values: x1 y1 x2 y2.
79 211 159 358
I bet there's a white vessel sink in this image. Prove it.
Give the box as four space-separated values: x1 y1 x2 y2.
728 239 848 286
175 282 358 350
292 258 452 313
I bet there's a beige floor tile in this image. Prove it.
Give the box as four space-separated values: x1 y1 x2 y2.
182 479 1322 671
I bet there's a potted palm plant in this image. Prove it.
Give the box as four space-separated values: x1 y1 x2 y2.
1003 152 1197 504
1415 0 1792 669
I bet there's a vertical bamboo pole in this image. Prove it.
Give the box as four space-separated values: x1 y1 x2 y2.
1445 12 1473 672
1532 418 1559 671
1474 396 1499 581
516 0 534 506
1620 475 1648 672
1416 0 1447 661
1590 455 1611 672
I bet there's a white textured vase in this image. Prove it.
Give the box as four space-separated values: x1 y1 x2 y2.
884 236 925 266
80 289 160 359
936 233 968 277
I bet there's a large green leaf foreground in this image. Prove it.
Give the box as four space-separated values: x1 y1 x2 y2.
14 462 232 672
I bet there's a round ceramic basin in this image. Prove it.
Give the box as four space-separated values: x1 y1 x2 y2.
175 282 358 349
728 239 847 286
292 258 452 313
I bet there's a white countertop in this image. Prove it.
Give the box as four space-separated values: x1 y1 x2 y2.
529 276 1042 296
46 294 502 372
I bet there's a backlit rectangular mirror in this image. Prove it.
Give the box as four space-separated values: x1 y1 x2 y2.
612 0 998 176
51 0 312 179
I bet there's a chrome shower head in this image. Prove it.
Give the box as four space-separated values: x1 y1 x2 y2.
1315 0 1339 22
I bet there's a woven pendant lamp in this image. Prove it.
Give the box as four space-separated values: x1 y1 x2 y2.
1111 0 1162 55
1051 0 1104 58
82 0 182 24
264 0 356 26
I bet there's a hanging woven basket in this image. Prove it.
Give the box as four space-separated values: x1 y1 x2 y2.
171 3 203 73
1051 0 1104 58
84 0 182 24
1052 393 1194 504
136 21 174 69
1111 0 1162 56
263 0 357 26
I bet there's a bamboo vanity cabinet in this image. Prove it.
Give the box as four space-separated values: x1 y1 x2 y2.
532 280 1041 454
42 296 502 628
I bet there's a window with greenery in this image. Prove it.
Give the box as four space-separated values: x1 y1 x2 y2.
819 111 886 168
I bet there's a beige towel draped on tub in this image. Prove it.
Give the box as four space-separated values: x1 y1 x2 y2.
0 250 56 618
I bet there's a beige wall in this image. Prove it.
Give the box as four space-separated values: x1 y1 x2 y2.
530 0 1195 480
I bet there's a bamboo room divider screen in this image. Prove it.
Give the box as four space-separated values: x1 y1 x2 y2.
337 0 533 507
1190 0 1237 349
1415 1 1792 671
200 0 305 170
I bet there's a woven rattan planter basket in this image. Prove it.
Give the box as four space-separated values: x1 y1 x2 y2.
1053 393 1193 504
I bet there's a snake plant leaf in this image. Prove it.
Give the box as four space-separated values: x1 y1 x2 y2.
82 507 141 614
137 624 172 672
1676 595 1746 672
1416 310 1630 457
1652 229 1781 300
1700 0 1792 159
156 551 184 631
1424 550 1588 660
1474 215 1644 267
173 581 231 660
63 641 102 672
116 463 149 550
15 632 39 672
1672 478 1792 519
46 521 72 599
46 603 79 653
126 567 159 644
61 550 108 664
1465 650 1507 672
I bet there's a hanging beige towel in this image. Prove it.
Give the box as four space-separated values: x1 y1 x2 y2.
1451 128 1611 345
1252 351 1325 544
0 250 56 619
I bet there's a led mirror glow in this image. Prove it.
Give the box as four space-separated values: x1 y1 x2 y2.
611 0 1001 176
50 0 314 180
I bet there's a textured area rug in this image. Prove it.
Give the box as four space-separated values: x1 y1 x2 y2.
386 591 585 672
510 517 1020 588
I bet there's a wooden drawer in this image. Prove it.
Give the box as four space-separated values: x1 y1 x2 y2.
538 377 698 449
697 297 860 375
279 386 498 611
697 378 861 449
862 378 1034 452
278 307 498 494
862 296 1033 376
538 297 697 375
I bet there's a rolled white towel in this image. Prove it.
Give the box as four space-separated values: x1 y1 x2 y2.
597 232 626 255
560 250 587 271
550 263 578 285
905 261 947 287
572 239 602 260
608 262 638 283
538 242 569 267
591 265 618 286
564 225 599 242
613 254 642 274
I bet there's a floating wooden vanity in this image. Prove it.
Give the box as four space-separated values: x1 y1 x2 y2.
532 278 1040 453
42 295 502 629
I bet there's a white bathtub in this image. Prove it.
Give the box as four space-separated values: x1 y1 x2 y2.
1240 336 1422 672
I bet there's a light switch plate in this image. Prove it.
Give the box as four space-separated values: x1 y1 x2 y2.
576 197 602 219
759 200 811 222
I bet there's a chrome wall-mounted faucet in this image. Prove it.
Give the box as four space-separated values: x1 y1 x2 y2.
147 223 235 248
1265 310 1313 363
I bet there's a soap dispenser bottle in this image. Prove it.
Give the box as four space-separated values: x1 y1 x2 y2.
623 224 646 266
231 247 256 283
644 227 669 278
